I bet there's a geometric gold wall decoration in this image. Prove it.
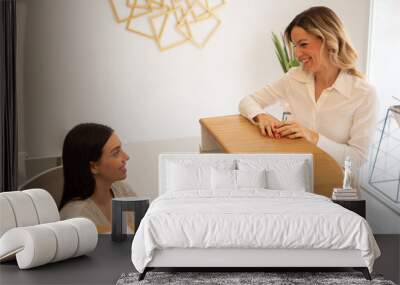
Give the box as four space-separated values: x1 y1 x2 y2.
109 0 227 52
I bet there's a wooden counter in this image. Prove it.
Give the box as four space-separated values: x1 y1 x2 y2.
199 114 343 197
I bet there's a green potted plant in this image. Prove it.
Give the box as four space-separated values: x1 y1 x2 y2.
271 32 299 73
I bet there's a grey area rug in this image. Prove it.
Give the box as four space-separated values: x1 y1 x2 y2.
116 272 396 285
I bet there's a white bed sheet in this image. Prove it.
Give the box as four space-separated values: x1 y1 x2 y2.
131 189 380 273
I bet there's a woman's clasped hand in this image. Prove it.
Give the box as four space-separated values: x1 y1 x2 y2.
255 114 319 144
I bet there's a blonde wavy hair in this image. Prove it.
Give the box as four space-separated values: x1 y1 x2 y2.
284 6 363 78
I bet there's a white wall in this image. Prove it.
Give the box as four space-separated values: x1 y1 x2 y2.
18 0 382 221
361 189 400 234
361 0 400 233
368 0 400 116
19 0 371 154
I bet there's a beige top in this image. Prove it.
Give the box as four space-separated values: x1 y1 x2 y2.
60 181 136 234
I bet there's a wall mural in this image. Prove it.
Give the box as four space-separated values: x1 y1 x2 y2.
109 0 226 52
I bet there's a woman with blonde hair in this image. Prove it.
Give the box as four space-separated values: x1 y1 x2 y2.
239 6 378 181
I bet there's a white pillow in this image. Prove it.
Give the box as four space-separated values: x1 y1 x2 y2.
237 159 309 191
211 169 268 190
266 168 307 191
236 169 267 189
211 168 236 190
167 162 212 191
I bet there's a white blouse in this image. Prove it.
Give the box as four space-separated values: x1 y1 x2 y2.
239 67 379 172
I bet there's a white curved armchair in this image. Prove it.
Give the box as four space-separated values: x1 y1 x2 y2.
0 189 98 269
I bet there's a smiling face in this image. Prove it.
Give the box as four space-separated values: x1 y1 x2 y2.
90 132 129 183
290 26 329 73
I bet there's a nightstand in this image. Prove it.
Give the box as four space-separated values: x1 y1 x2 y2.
332 199 366 218
112 197 150 241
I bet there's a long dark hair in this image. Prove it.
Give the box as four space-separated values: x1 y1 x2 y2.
60 123 113 209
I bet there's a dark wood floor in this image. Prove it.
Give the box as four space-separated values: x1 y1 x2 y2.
0 234 398 284
373 235 400 284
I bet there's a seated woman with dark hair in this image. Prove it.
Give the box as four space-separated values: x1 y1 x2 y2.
60 123 135 233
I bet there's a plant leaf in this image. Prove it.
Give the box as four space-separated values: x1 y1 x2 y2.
275 51 287 72
272 32 289 73
281 33 290 65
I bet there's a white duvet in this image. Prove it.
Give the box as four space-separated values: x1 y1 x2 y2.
131 190 380 273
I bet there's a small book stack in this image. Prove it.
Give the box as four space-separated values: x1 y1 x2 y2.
332 188 359 200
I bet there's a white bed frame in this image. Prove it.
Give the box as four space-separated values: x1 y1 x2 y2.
140 153 370 280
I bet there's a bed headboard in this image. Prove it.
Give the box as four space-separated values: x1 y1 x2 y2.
158 153 313 195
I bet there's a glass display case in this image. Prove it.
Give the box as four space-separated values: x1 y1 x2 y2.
368 105 400 203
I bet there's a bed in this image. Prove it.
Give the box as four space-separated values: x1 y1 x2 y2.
131 153 380 280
